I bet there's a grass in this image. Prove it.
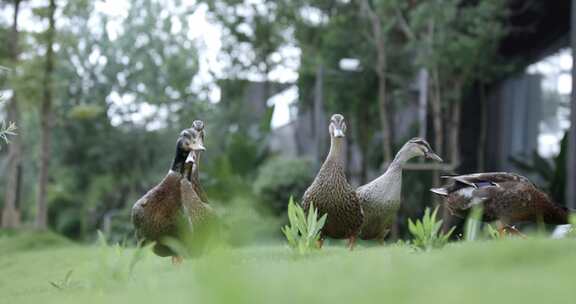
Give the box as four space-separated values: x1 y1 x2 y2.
1 231 575 304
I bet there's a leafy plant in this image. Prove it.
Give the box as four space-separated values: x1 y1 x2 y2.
408 207 455 251
0 94 17 148
92 231 150 289
463 206 484 241
49 270 78 291
484 224 501 240
281 197 327 255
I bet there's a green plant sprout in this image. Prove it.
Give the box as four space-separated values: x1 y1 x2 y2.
464 206 484 241
282 197 327 255
408 206 455 251
49 270 77 291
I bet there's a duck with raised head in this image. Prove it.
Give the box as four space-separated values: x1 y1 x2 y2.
358 138 443 243
189 120 209 203
131 128 205 263
302 114 363 249
431 172 570 235
180 150 218 255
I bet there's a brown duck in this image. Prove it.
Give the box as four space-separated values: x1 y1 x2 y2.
180 151 218 255
431 172 570 235
131 128 205 263
302 114 363 249
189 120 209 203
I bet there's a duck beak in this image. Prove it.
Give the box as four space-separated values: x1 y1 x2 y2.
333 128 345 138
425 151 443 162
191 139 206 151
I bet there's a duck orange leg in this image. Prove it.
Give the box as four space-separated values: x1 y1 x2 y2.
316 238 324 249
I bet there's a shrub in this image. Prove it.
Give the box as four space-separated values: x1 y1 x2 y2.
408 207 455 251
253 157 313 215
282 197 326 255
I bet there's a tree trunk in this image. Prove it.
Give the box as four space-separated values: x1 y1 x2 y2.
430 68 443 162
36 0 56 230
360 0 393 164
449 87 462 166
2 0 22 229
418 68 429 140
477 84 487 171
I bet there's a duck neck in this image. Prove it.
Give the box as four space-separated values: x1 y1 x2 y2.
170 141 188 174
391 145 416 167
326 136 345 168
192 150 201 180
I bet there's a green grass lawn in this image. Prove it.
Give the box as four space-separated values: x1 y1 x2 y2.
1 232 575 304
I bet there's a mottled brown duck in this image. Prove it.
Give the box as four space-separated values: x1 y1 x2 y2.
431 172 570 235
301 114 363 249
358 138 442 243
131 128 205 263
181 151 218 255
189 120 209 203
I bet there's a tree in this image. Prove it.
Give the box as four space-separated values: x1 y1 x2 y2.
359 0 395 164
2 0 23 229
35 0 56 229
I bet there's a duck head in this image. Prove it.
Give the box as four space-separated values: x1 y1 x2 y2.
190 120 206 152
329 114 347 139
401 138 443 162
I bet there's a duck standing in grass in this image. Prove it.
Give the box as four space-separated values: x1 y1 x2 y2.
189 120 209 203
431 172 570 235
302 114 363 249
358 138 443 243
180 149 218 255
131 127 205 263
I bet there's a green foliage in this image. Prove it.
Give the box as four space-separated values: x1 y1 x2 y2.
49 270 78 291
92 231 150 289
484 224 502 240
463 206 484 241
408 207 455 251
254 157 313 215
0 92 16 148
281 198 326 255
0 119 16 147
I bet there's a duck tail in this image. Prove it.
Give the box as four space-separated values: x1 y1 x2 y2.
430 187 448 196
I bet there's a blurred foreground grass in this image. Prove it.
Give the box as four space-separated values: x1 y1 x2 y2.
1 231 575 304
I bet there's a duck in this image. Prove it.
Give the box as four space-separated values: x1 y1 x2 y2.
301 114 363 249
430 172 570 235
180 150 218 255
131 128 205 263
358 138 443 243
189 120 209 203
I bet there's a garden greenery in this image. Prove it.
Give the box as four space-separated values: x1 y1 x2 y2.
408 207 455 251
282 197 326 255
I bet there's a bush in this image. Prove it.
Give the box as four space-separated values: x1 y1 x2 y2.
253 157 313 215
